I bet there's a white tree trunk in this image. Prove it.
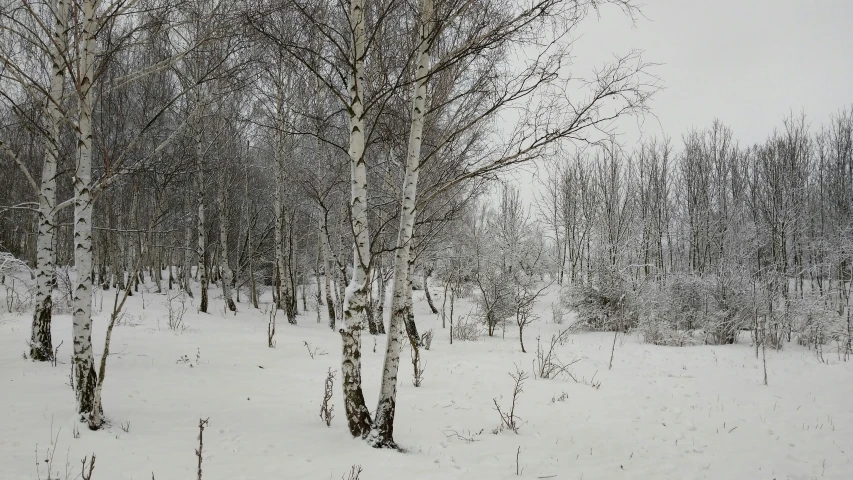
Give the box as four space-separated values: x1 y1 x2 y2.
370 0 432 448
284 234 297 322
323 237 335 327
72 0 98 418
218 170 236 312
30 0 68 361
274 138 285 312
315 218 323 323
183 222 194 296
195 91 208 313
340 0 373 439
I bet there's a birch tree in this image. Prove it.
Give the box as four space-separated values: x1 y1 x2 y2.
0 0 70 361
218 167 237 312
368 0 653 448
70 0 100 417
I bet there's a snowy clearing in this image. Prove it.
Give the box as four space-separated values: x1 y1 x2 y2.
2 286 851 480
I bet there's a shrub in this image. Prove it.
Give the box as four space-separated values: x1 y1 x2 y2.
550 302 564 325
452 315 480 341
421 328 434 350
635 273 752 346
565 263 636 332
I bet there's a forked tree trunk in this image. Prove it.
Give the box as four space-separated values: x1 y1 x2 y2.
371 0 432 447
339 0 373 439
218 171 236 312
72 0 99 417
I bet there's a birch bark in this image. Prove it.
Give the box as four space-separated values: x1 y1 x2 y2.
30 0 68 361
369 0 432 448
339 0 373 438
183 221 194 297
218 170 236 312
72 0 99 416
195 89 208 313
274 156 285 312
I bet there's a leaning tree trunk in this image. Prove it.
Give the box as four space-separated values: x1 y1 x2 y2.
218 171 236 312
30 0 68 361
371 0 432 447
339 0 373 439
423 267 438 314
72 0 99 417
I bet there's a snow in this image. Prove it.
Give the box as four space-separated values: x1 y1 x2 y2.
1 282 851 479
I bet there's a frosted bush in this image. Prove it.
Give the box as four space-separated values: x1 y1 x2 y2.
452 315 480 341
565 263 637 332
550 302 564 325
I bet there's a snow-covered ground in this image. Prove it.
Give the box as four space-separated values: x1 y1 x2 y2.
1 282 851 480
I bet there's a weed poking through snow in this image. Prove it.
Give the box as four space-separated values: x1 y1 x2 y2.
320 368 335 426
195 418 209 480
493 366 527 434
303 341 327 359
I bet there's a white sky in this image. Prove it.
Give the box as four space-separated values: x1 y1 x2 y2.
508 0 853 202
570 0 853 145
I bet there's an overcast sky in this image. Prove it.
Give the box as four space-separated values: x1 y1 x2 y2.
569 0 853 146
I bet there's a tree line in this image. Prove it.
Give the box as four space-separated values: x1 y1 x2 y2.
0 0 653 446
536 113 852 357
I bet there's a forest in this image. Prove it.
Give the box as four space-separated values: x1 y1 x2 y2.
0 0 851 479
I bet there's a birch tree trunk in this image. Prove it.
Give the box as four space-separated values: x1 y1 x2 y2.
274 128 286 312
366 269 378 335
195 93 209 313
315 224 323 322
72 0 99 417
375 262 386 334
218 170 236 312
183 221 194 297
246 169 258 309
30 0 68 361
370 0 432 447
284 229 297 322
168 248 174 290
324 240 336 327
274 199 285 312
339 0 373 438
315 222 323 322
423 267 438 314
